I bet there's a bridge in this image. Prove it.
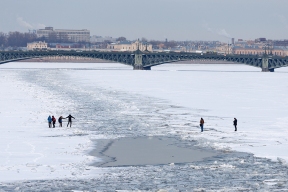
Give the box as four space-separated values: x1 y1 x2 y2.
1 50 288 72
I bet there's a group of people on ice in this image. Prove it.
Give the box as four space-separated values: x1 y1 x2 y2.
199 117 237 132
47 114 75 128
47 114 238 132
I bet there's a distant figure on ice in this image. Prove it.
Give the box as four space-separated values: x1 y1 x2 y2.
58 116 65 127
66 114 75 127
200 118 204 132
233 118 237 131
52 116 56 128
47 115 52 128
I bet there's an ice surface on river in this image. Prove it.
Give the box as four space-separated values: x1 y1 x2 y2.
0 62 288 191
65 63 288 162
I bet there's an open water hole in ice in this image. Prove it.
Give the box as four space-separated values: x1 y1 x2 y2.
90 137 219 167
0 63 288 191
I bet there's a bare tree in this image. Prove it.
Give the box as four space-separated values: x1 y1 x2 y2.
24 33 37 44
0 32 6 48
141 37 148 42
7 32 23 47
116 36 127 42
165 40 177 49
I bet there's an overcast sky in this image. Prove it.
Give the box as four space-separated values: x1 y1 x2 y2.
1 0 288 41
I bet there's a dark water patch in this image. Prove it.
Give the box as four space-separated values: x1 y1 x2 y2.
91 137 219 167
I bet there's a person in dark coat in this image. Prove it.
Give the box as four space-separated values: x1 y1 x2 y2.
200 118 204 132
47 115 52 128
233 118 237 131
52 116 56 128
66 114 75 127
58 116 65 127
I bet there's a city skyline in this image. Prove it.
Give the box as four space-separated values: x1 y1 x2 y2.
1 0 288 41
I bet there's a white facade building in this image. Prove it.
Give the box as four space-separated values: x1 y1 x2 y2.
37 27 90 43
27 41 48 50
90 36 117 43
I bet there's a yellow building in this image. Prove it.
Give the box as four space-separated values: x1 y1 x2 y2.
233 46 287 56
108 40 152 52
27 41 48 50
215 44 233 54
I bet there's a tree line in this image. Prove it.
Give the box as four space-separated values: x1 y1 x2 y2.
0 32 39 48
0 31 79 48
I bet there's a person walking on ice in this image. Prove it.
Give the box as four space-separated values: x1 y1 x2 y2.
47 115 52 128
52 116 56 128
58 116 65 127
66 114 75 127
233 118 237 131
200 118 204 132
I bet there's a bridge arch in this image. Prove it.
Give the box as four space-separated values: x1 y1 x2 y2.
0 51 135 67
141 53 288 72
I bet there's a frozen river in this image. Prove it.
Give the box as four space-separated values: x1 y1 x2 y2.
0 62 288 191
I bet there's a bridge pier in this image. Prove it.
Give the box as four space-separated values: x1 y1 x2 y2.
262 68 269 72
133 52 143 70
261 57 271 72
133 51 151 70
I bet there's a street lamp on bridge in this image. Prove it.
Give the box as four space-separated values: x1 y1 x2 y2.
227 43 232 55
262 43 273 56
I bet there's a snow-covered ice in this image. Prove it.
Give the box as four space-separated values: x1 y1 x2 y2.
63 63 288 162
0 66 103 181
0 62 288 191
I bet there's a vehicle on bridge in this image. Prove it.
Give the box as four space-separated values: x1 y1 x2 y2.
195 50 203 55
